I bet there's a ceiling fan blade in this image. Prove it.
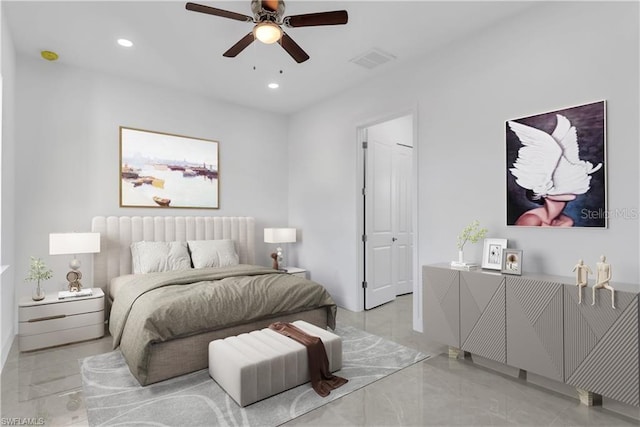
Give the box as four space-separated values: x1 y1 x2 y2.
185 2 253 23
223 33 255 57
278 32 309 63
284 10 348 28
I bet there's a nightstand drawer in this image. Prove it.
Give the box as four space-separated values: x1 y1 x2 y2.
19 295 104 322
19 324 104 352
19 310 104 336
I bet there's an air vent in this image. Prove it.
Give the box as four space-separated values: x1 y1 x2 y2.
349 48 396 70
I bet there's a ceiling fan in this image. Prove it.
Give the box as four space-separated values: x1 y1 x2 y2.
185 0 348 63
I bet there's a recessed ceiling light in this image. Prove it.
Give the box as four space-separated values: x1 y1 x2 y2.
117 38 134 48
268 83 279 89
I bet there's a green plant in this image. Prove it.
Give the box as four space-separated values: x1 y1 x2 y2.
24 256 53 284
456 220 488 250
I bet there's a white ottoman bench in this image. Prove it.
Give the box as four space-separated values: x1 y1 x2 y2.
208 320 342 407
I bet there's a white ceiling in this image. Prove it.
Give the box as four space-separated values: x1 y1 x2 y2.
4 1 536 114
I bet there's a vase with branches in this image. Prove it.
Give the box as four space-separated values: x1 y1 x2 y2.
25 256 53 301
455 220 488 265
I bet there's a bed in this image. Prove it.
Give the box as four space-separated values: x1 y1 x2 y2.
91 216 336 385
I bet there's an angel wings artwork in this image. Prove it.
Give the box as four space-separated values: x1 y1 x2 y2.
506 101 606 227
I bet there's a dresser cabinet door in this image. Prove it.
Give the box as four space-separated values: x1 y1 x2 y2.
564 287 639 406
506 277 564 381
423 266 459 348
460 271 506 363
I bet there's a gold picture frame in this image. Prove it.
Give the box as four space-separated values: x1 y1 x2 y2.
119 127 219 209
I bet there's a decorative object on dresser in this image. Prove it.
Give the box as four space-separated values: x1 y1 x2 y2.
573 259 592 304
120 127 219 209
423 264 640 408
501 248 523 275
481 238 507 270
264 227 297 271
506 100 606 228
451 220 487 268
592 255 614 309
24 256 53 301
18 288 104 351
49 232 100 292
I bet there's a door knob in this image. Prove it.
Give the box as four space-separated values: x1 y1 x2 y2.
392 237 397 242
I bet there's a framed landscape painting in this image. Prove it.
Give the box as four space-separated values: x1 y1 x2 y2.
120 127 219 209
506 101 606 227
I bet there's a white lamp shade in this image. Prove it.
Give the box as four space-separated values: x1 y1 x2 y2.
264 228 296 244
49 232 101 255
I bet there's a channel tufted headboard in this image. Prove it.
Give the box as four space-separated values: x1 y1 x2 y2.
91 216 256 295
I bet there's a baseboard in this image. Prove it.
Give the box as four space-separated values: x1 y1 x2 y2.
0 332 15 373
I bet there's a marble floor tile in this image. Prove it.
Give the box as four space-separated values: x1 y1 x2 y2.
1 294 638 426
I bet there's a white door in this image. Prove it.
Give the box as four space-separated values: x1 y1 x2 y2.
364 132 395 309
394 145 413 295
364 117 413 309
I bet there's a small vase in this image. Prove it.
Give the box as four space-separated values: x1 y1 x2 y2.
32 282 45 301
458 250 464 264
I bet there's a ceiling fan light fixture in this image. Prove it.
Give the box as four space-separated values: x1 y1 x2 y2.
253 22 282 44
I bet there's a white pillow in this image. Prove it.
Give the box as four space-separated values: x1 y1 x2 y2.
130 241 192 274
188 240 239 269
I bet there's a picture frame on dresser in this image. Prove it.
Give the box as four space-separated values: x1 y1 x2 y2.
481 238 507 270
501 248 523 275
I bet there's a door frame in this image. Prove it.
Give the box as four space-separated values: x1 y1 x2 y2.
355 106 422 331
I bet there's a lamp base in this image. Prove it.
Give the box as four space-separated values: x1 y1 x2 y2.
276 246 286 270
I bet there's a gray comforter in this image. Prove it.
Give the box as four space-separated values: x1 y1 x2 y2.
109 265 337 382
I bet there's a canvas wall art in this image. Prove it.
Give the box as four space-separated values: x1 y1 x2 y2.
120 127 219 209
506 101 606 227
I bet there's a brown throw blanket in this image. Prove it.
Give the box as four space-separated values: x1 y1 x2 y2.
269 322 347 397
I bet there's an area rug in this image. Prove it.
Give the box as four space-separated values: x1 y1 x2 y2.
80 324 428 426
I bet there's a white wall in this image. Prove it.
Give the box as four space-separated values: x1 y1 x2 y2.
1 4 17 371
288 2 639 316
367 115 414 148
288 84 420 310
13 56 290 299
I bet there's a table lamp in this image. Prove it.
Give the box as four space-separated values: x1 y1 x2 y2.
49 232 100 291
264 228 296 271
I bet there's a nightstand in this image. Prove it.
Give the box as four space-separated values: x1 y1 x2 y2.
18 288 105 351
286 267 307 279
